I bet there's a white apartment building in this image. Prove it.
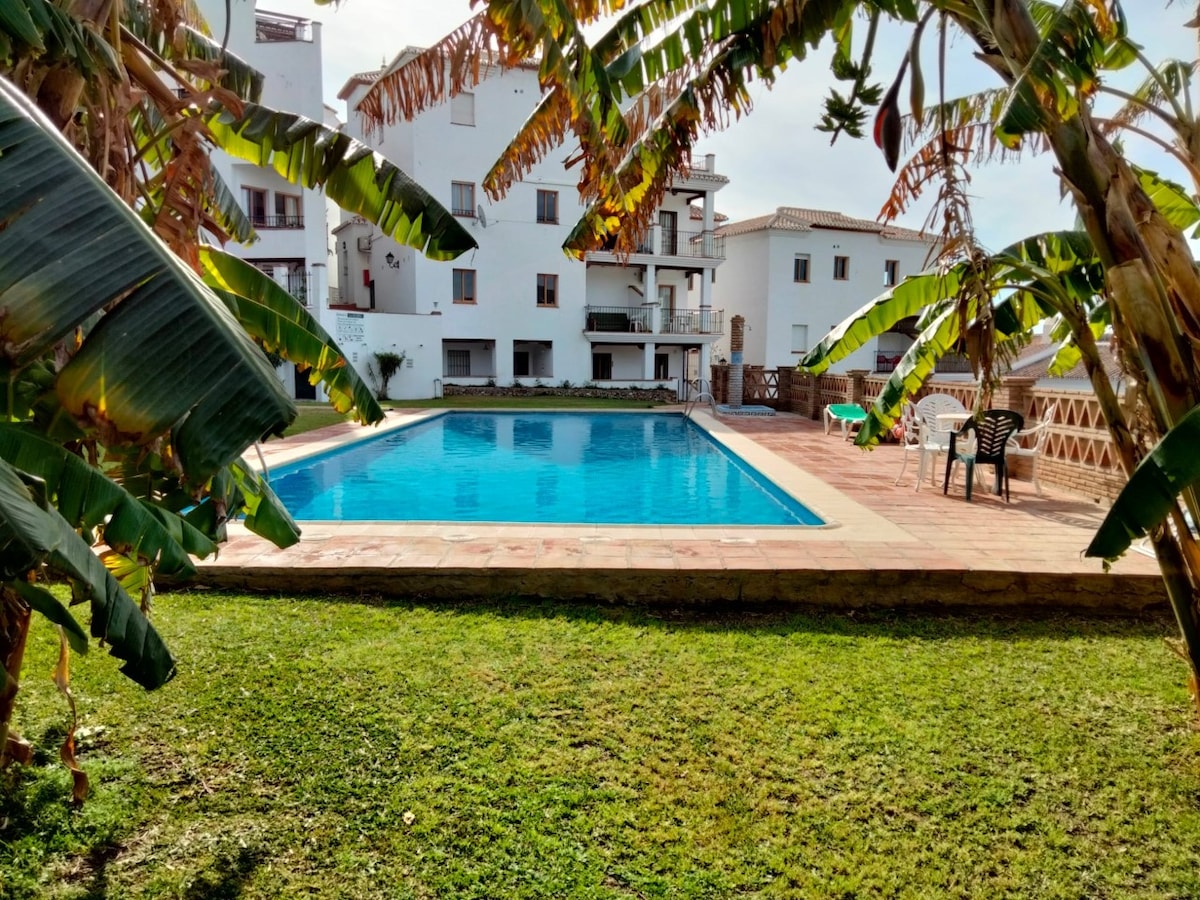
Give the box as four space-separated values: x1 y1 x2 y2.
334 48 728 400
195 0 333 400
707 208 939 374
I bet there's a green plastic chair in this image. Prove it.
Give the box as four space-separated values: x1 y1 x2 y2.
823 403 868 440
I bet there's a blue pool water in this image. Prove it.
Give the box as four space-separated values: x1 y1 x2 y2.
270 412 823 526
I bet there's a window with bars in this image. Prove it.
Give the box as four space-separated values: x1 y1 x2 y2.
536 273 558 306
453 268 477 303
793 254 810 283
536 189 558 224
446 349 471 377
451 182 475 217
833 255 850 280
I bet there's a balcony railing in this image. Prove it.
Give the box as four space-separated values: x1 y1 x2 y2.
875 352 903 372
255 12 313 42
662 229 725 259
250 215 305 229
935 353 974 374
595 228 725 260
584 305 723 335
876 351 974 374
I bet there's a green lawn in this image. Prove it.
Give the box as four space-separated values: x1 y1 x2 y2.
4 596 1199 899
284 396 670 437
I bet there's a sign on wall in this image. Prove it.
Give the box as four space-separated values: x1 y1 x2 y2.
335 311 366 345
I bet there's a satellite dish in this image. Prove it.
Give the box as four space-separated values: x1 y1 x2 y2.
476 204 488 228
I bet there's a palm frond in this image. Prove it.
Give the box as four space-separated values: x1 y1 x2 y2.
205 102 477 260
199 248 385 424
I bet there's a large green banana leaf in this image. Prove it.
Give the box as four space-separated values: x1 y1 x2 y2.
0 458 175 689
9 579 87 654
0 424 215 575
800 267 964 376
0 77 297 485
205 104 477 261
230 457 300 547
1087 404 1200 560
199 249 384 424
855 304 966 445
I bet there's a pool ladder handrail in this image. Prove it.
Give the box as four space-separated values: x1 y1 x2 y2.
684 378 717 419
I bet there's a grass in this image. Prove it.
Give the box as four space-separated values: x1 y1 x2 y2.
283 396 670 437
4 596 1200 899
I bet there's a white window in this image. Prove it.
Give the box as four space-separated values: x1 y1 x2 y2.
793 254 810 283
244 187 267 227
451 182 475 217
833 255 850 280
446 349 471 376
536 189 558 224
453 268 476 303
791 324 809 354
884 259 899 286
274 193 302 228
536 273 557 306
450 92 475 126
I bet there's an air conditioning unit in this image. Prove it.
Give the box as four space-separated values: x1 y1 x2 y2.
356 236 372 253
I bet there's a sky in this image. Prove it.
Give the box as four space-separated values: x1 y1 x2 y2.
251 0 1198 251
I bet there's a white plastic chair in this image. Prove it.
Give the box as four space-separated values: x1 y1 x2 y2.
893 403 947 491
1006 402 1056 496
914 393 969 451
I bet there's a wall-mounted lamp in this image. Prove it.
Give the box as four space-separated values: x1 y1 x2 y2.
384 252 400 269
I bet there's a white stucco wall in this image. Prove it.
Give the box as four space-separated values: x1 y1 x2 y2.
712 224 936 373
338 60 726 394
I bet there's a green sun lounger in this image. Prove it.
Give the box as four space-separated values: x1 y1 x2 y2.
823 403 868 440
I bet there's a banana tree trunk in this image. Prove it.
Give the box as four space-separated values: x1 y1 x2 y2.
0 587 33 767
960 0 1200 707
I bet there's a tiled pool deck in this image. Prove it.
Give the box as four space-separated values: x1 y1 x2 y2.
192 409 1167 611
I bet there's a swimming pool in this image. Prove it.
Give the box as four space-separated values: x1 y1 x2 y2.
269 411 824 526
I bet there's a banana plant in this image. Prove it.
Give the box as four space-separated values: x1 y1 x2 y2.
1089 405 1200 560
799 229 1105 439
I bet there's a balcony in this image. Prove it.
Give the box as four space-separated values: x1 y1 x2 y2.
250 215 305 230
255 12 313 42
876 350 975 374
875 352 903 373
589 227 725 264
585 305 723 336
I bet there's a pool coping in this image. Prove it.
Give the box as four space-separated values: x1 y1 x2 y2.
186 408 1168 613
251 408 912 544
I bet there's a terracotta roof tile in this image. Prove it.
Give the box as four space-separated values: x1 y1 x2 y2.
716 206 933 242
1006 337 1123 382
689 205 728 222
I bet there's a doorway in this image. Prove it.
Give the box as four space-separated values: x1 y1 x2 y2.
658 210 678 255
293 365 316 400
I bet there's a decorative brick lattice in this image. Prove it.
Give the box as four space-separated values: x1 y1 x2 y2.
1031 387 1124 501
